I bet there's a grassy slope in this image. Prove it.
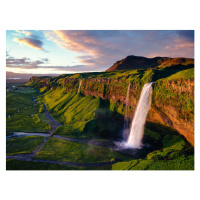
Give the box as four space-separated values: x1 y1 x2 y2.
6 87 51 134
163 68 194 81
38 87 122 138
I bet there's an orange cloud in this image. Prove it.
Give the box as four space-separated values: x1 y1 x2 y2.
45 30 103 56
13 37 44 50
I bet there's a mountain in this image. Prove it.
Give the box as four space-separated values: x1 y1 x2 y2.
106 55 194 71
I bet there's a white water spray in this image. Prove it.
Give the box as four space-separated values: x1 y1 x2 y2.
123 83 131 140
77 79 82 93
125 82 153 149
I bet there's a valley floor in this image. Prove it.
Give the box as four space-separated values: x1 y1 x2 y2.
6 86 194 170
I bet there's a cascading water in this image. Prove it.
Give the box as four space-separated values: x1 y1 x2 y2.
125 82 153 149
77 79 82 93
123 83 131 141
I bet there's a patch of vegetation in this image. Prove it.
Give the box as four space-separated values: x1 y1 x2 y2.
39 104 45 113
7 113 51 133
162 134 185 150
6 136 45 155
6 159 111 170
35 137 131 163
162 68 194 81
40 86 48 93
112 155 194 170
144 128 161 141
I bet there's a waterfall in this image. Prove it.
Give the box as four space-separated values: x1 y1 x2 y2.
123 83 131 141
126 82 153 149
77 79 82 93
8 115 10 118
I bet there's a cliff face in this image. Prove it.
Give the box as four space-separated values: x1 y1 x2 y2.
27 68 194 145
81 78 194 145
151 79 194 145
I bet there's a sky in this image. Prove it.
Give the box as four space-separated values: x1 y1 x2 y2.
6 30 194 75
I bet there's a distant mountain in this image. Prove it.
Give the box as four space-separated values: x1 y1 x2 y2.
106 55 194 71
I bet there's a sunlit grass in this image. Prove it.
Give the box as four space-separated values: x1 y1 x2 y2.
6 136 45 155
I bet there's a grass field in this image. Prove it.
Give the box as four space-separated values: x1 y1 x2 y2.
112 155 194 170
6 136 45 155
6 159 111 170
6 87 51 134
34 137 131 163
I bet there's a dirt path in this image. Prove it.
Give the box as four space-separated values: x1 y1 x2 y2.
53 135 90 143
42 103 62 135
30 104 62 157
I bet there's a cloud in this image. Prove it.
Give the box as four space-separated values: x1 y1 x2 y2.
15 30 32 36
6 55 49 69
44 30 194 71
13 31 45 51
13 37 44 50
6 53 97 73
176 30 194 42
6 50 104 75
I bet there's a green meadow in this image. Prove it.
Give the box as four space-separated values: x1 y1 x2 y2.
6 87 51 135
6 136 45 155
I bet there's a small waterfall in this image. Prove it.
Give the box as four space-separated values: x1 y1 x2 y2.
77 79 82 93
18 109 20 112
126 82 153 149
123 83 131 141
8 115 10 118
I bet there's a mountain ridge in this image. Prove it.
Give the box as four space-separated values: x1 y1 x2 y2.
106 55 194 71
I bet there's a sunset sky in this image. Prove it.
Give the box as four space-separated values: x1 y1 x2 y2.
6 30 194 75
